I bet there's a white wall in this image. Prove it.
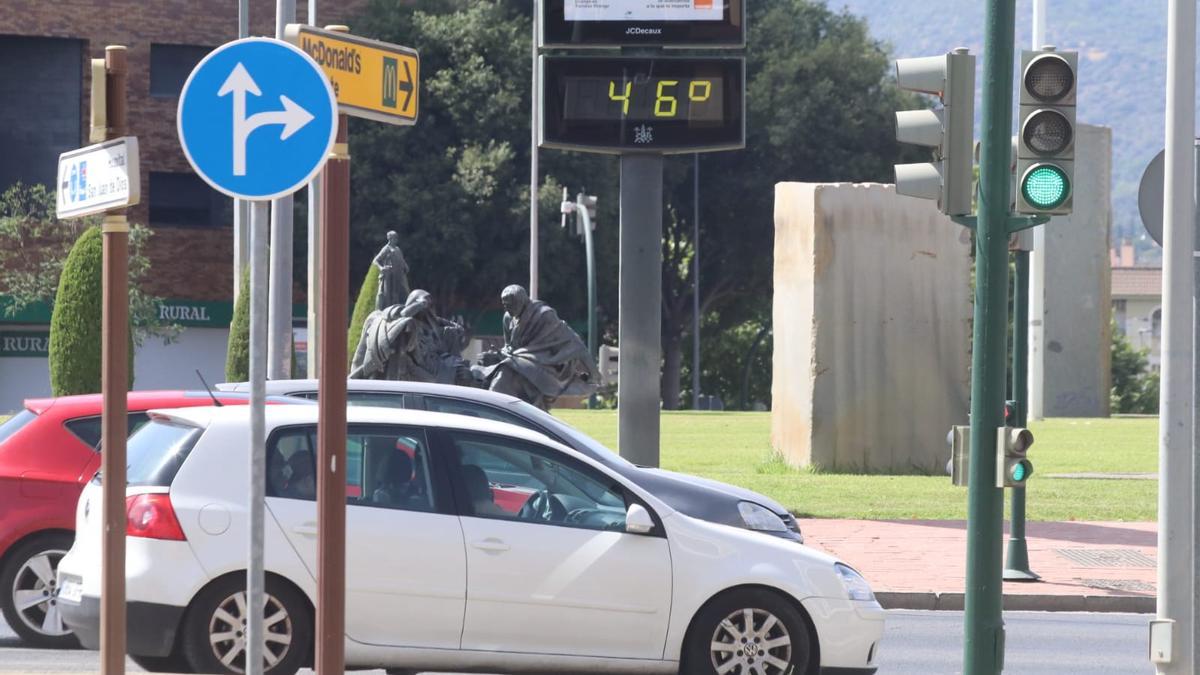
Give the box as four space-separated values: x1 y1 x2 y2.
0 327 230 415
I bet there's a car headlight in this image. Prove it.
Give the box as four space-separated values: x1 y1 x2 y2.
834 563 876 602
737 501 789 532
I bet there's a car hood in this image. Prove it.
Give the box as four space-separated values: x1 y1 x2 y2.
641 467 791 515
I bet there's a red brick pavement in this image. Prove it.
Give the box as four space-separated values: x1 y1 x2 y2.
799 519 1157 612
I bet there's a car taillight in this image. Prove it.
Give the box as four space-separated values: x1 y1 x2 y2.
125 494 186 541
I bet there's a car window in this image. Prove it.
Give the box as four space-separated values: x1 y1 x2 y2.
65 412 155 451
505 399 635 469
126 419 204 487
346 392 407 408
267 425 436 514
424 396 540 432
447 430 627 532
0 409 37 446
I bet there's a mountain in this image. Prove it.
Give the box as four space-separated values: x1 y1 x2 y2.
834 0 1172 260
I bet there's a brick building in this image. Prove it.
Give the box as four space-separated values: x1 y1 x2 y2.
0 0 366 411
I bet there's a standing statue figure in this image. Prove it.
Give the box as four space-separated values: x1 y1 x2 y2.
350 289 478 387
476 285 599 410
373 230 410 311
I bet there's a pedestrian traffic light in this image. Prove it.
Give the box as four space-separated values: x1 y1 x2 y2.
893 48 976 216
996 426 1035 488
949 425 971 486
1016 48 1077 214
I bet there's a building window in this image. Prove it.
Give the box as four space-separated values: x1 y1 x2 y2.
1113 300 1127 335
1151 308 1162 340
150 44 212 97
0 36 82 190
149 172 231 227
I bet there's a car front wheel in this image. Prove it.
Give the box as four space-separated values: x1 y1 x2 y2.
683 588 813 675
0 533 79 648
180 576 311 675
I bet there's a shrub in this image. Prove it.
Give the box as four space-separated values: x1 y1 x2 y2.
225 267 250 382
347 264 379 367
49 226 134 395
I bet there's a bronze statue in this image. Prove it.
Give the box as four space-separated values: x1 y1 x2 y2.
373 230 410 311
476 285 599 410
350 289 478 387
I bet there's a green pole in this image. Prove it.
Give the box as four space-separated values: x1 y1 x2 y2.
965 0 1016 672
1005 249 1040 581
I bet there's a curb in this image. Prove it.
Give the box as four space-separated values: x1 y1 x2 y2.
876 591 1155 614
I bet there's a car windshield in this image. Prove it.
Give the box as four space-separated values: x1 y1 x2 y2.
0 409 37 446
504 399 635 470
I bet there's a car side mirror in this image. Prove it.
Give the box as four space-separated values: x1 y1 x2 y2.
625 503 654 534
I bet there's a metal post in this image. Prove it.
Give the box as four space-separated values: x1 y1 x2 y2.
617 154 663 467
246 200 269 675
576 194 597 362
233 0 250 306
1192 137 1200 674
1154 0 1196 669
530 0 540 300
269 0 298 379
316 107 350 675
98 45 128 675
306 0 321 378
1005 250 1039 581
1027 0 1046 423
692 153 701 410
964 1 1015 672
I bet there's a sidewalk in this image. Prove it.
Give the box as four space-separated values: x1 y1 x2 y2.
799 519 1157 613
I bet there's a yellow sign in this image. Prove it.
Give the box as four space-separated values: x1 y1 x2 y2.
285 25 419 125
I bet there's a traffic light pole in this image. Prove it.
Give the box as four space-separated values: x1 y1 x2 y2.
1004 250 1039 581
965 1 1016 672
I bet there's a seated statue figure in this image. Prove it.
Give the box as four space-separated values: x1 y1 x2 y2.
475 284 599 410
350 289 478 387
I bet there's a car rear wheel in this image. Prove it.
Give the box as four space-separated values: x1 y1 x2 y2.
683 588 813 675
0 533 79 648
181 576 311 675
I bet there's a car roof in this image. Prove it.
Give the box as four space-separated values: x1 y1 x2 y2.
216 378 527 406
23 391 274 417
152 404 568 450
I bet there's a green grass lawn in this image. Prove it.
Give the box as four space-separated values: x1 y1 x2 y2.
554 410 1158 522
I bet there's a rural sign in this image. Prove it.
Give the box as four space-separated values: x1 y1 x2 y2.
55 137 140 219
285 24 420 125
177 37 338 201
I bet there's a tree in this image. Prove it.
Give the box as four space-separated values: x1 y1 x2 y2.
1111 320 1158 414
347 264 379 367
0 182 175 344
49 226 134 395
658 0 923 407
226 268 250 382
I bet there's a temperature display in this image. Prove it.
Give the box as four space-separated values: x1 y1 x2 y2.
541 56 744 154
563 76 724 122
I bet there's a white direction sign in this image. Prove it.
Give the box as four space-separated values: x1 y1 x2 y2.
55 137 140 219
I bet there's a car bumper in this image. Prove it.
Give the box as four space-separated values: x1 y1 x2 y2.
802 596 885 672
59 594 184 657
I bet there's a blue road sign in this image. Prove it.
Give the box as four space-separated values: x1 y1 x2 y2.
178 38 337 201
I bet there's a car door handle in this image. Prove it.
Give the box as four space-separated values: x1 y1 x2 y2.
292 524 318 537
470 538 510 553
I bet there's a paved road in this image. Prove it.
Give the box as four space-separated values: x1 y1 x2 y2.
1 610 1152 673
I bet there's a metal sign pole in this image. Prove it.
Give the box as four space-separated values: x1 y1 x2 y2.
306 0 321 377
246 200 269 675
269 0 298 379
617 153 663 467
530 0 540 300
98 45 129 675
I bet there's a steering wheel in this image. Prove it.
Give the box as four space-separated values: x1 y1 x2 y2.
518 489 567 523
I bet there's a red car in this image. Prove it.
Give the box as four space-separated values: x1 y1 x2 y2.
0 390 300 647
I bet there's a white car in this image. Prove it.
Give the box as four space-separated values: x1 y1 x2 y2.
58 405 883 675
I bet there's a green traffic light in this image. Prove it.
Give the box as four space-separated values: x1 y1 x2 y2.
1021 164 1070 210
1012 461 1030 482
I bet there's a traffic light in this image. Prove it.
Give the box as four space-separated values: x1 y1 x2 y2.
894 48 976 216
949 425 971 486
1016 48 1077 214
996 426 1035 488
